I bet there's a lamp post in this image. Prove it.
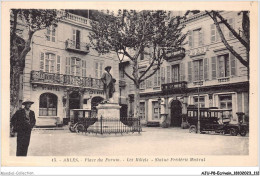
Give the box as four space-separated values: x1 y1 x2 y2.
158 97 161 117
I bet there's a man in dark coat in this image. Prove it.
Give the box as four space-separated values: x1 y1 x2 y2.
101 66 116 101
11 100 36 156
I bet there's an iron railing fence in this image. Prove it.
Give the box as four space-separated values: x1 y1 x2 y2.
77 117 142 135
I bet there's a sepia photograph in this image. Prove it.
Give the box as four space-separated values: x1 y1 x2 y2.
1 1 259 174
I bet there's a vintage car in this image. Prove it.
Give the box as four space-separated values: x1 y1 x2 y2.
186 105 248 136
69 109 97 133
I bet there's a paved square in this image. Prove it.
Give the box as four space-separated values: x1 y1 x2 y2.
9 127 249 156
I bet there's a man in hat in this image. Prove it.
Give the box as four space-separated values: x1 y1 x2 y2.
11 100 36 156
101 66 116 102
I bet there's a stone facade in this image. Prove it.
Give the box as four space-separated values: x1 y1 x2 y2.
19 11 119 126
121 11 249 126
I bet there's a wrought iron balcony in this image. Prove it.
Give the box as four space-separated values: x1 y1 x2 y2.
161 81 187 94
31 70 103 90
65 39 90 54
165 48 185 62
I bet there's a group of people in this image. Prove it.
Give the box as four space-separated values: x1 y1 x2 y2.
11 66 116 156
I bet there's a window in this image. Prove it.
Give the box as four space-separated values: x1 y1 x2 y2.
39 93 57 116
73 29 81 49
193 60 203 81
40 52 61 73
219 94 233 119
46 26 56 42
212 53 236 80
189 28 203 48
172 64 179 82
71 57 81 76
218 54 230 78
154 69 161 87
211 18 234 43
193 96 205 108
139 102 145 119
152 101 161 119
219 94 232 109
95 62 103 78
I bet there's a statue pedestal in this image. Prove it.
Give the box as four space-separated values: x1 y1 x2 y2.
96 103 121 119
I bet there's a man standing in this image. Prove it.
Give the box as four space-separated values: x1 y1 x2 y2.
101 66 116 102
11 100 36 156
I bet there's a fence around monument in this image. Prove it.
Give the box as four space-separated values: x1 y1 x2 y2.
79 117 142 135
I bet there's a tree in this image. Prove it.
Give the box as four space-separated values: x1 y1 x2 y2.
89 10 187 118
10 9 62 116
206 11 249 68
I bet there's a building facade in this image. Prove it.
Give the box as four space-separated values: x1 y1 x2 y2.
19 11 119 126
122 11 249 126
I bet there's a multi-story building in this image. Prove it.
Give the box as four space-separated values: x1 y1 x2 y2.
122 11 249 126
19 10 119 126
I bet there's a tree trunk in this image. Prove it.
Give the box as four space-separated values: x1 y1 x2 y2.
134 84 140 119
10 65 21 117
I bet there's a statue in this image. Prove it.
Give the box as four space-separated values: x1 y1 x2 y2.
101 66 116 103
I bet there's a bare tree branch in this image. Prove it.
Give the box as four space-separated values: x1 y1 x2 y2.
207 11 248 68
214 11 249 50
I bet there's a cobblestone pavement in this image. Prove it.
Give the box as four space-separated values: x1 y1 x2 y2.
9 127 249 156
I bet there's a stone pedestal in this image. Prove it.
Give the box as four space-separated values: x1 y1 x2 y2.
96 103 121 119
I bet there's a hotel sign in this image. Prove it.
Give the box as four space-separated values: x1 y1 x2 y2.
188 46 209 57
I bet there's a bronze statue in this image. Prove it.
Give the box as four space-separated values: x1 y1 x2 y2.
101 66 116 102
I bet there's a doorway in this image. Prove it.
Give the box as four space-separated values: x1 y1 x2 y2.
170 100 182 127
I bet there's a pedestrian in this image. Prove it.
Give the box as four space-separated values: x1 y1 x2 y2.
11 100 36 156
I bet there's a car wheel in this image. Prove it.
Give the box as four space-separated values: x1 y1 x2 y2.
76 124 85 133
239 128 247 136
189 125 197 133
230 128 238 136
69 125 76 133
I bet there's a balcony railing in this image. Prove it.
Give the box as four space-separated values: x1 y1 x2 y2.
165 48 185 62
161 81 187 93
31 70 103 89
65 39 90 54
218 77 230 83
58 11 90 26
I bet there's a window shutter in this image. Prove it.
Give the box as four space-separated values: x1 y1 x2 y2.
199 29 203 46
161 67 165 84
154 70 157 87
216 24 225 41
65 57 70 75
166 66 171 83
56 55 61 74
230 53 236 76
52 27 56 42
72 29 76 46
211 56 217 79
188 61 192 82
204 58 208 80
180 63 185 81
228 18 234 38
211 24 216 42
194 61 198 81
95 62 99 78
40 52 44 71
45 54 49 72
100 63 103 78
82 60 86 77
188 31 193 48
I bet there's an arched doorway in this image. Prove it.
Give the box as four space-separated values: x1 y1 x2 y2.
69 91 80 110
91 96 104 116
170 100 182 127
